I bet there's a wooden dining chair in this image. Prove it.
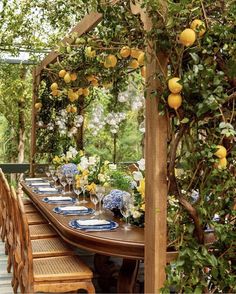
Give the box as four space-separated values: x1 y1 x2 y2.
11 186 95 294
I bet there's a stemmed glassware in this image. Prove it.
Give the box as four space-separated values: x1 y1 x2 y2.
80 178 88 204
65 172 73 194
51 171 59 187
59 175 67 195
95 185 106 215
73 180 82 204
45 167 51 179
90 192 99 215
120 193 133 231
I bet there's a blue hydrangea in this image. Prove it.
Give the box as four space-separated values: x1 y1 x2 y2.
60 163 79 175
103 189 130 210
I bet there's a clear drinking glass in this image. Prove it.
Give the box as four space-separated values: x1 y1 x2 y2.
95 185 106 215
120 194 133 231
65 172 73 194
60 175 67 195
80 178 88 204
90 193 99 215
73 181 82 204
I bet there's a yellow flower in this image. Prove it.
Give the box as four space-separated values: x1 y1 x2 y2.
79 150 84 156
87 182 96 194
140 203 145 211
137 178 145 198
82 170 89 177
104 160 110 165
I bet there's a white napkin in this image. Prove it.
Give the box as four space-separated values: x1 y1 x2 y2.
38 187 58 192
30 182 50 186
59 206 88 211
47 196 72 201
25 177 44 181
77 219 110 226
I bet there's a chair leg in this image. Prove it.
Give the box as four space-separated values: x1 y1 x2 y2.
7 253 12 273
85 282 96 294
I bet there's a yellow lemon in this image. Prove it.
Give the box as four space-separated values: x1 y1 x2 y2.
103 82 113 89
141 66 146 78
66 105 72 113
83 88 90 96
137 52 145 66
59 69 66 78
104 54 117 68
86 75 95 82
91 78 99 87
85 46 96 58
35 102 42 110
64 72 71 83
51 89 59 96
70 106 77 113
190 19 206 37
120 46 131 58
214 145 227 159
168 77 183 94
130 48 142 59
217 157 227 169
129 59 139 69
179 28 196 47
167 93 182 110
50 82 58 91
70 72 77 81
78 88 84 96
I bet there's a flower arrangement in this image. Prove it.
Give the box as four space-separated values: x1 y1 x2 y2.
129 158 145 227
103 189 130 210
52 146 84 167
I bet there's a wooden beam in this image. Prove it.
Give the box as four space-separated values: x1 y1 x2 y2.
34 0 121 77
144 7 169 294
35 12 103 76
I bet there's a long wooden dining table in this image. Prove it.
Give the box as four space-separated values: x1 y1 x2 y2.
21 181 145 293
21 181 177 293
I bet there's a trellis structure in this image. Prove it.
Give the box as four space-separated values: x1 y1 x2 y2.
30 1 173 292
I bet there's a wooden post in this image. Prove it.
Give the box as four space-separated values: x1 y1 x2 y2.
144 8 168 294
30 68 40 176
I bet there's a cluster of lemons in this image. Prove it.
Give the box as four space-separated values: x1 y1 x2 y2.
167 19 206 110
214 145 228 169
179 19 206 47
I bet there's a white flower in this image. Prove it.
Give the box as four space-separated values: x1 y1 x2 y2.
98 173 105 182
80 156 89 170
133 171 143 181
88 156 96 165
68 146 78 157
137 158 145 171
109 164 117 170
132 210 142 219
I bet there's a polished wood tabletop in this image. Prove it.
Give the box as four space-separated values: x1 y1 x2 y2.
21 182 144 260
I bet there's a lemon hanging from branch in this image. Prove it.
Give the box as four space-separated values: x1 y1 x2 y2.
168 77 183 94
179 28 196 47
167 93 182 110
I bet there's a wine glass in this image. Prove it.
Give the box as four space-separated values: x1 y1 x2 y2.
73 180 82 204
49 165 55 177
120 193 133 231
95 185 106 215
45 166 51 180
80 178 88 204
90 193 99 215
52 171 58 187
65 172 73 194
59 175 67 195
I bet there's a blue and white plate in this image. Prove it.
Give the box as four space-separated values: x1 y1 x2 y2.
42 197 76 204
69 219 119 231
53 206 94 216
34 187 61 194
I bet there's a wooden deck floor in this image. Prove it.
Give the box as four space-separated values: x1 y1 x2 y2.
0 241 14 294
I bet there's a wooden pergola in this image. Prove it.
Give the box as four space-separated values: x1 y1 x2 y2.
30 1 170 292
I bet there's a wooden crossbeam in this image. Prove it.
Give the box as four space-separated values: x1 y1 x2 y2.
35 0 121 76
